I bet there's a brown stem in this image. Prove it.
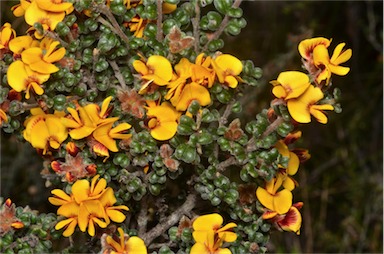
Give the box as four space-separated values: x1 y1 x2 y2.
97 4 130 45
138 196 149 236
192 0 201 52
217 156 238 172
142 193 196 245
219 100 235 128
156 0 163 42
202 0 243 51
108 60 127 89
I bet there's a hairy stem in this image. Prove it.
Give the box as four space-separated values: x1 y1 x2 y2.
142 193 196 245
202 0 243 51
97 4 130 45
192 0 201 52
156 0 163 42
108 60 127 89
219 100 235 128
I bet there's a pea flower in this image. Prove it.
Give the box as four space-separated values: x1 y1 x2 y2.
133 55 173 86
92 121 132 154
211 54 243 88
8 35 39 55
21 37 66 74
7 60 50 99
275 140 300 191
262 202 303 235
313 42 352 84
287 85 334 124
101 227 147 254
0 199 24 236
298 37 331 62
11 0 32 17
191 213 237 254
49 175 129 237
270 71 310 100
172 82 211 111
256 176 293 215
145 101 180 141
23 109 68 154
0 23 16 52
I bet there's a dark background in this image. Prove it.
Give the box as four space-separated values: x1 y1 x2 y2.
1 1 383 253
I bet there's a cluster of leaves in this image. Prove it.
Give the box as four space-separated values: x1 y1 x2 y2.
0 0 350 253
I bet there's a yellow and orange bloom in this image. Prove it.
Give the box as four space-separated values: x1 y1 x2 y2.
21 37 66 74
145 101 180 141
298 37 331 62
191 213 237 254
262 202 303 235
8 35 39 56
211 54 243 88
7 60 50 99
287 85 334 124
93 121 132 153
275 140 300 191
313 42 352 84
23 110 68 154
49 175 129 237
270 71 310 100
0 23 16 51
172 82 211 111
133 55 173 86
101 227 147 254
256 176 293 215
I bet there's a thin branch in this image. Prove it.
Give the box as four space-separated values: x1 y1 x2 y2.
192 0 201 52
156 0 163 42
202 0 243 51
138 196 149 236
108 60 127 89
142 193 196 245
219 100 235 128
217 156 237 172
44 30 68 47
96 4 130 45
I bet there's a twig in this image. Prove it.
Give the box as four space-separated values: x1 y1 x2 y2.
142 193 196 245
192 0 201 52
156 0 163 42
219 100 235 128
217 156 237 172
202 0 243 51
44 30 68 48
96 4 130 45
108 60 127 89
138 196 149 236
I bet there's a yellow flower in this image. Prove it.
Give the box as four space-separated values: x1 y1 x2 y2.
261 202 303 235
11 0 32 17
275 140 300 191
287 85 334 124
24 1 66 32
211 54 243 88
35 0 73 13
165 57 193 102
21 37 66 74
256 176 293 214
171 82 211 111
7 60 50 99
50 175 128 237
126 16 148 38
93 122 132 153
192 213 237 243
145 101 180 141
99 188 129 224
270 71 310 100
8 35 39 55
191 213 237 254
23 111 68 154
313 42 352 84
298 37 331 61
0 23 16 50
61 97 116 139
133 55 173 86
191 231 232 254
102 227 147 254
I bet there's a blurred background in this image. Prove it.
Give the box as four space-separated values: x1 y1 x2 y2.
1 1 383 253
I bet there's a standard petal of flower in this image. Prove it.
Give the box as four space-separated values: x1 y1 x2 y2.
126 236 148 254
7 61 28 92
190 242 209 254
133 60 149 75
273 189 293 214
256 187 275 211
193 213 223 231
176 82 211 111
215 54 243 75
147 55 173 83
298 37 330 60
277 71 310 100
150 121 178 141
72 179 90 203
